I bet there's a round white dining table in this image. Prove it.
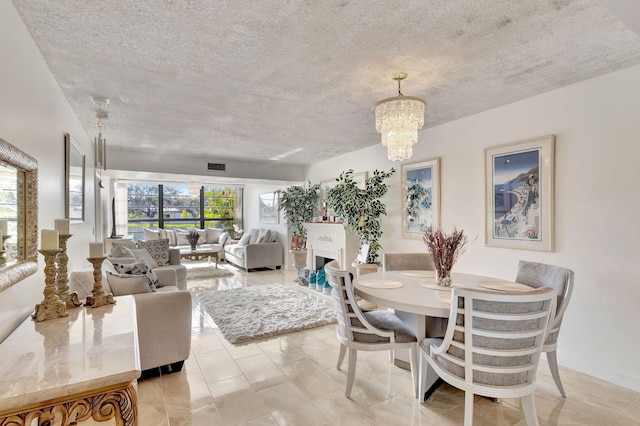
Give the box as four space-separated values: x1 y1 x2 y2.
353 270 531 398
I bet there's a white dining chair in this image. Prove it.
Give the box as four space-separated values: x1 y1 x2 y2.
418 286 557 426
324 260 419 398
382 252 434 272
515 260 574 397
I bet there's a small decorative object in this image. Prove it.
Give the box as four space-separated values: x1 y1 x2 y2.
186 229 200 251
325 168 395 265
33 248 68 322
485 135 555 251
85 255 115 308
423 228 470 287
56 233 81 308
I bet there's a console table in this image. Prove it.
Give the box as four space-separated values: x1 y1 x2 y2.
0 296 140 425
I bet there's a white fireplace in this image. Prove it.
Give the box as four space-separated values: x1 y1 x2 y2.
303 223 357 274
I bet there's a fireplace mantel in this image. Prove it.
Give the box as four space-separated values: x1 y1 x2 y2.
303 223 357 274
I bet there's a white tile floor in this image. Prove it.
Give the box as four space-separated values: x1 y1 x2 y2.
136 263 640 425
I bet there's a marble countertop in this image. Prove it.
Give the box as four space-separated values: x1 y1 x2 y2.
0 296 140 411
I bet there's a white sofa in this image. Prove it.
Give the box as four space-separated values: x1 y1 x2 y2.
70 246 191 374
143 227 229 259
224 228 283 271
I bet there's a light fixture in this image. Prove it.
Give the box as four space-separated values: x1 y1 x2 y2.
372 73 426 161
92 95 109 172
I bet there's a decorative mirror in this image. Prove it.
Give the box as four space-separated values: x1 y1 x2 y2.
65 133 85 222
0 138 38 292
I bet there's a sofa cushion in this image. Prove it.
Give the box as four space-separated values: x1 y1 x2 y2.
156 286 179 293
124 247 159 269
176 231 190 246
165 229 177 246
226 244 245 259
111 260 160 288
249 228 260 244
137 239 170 266
206 227 223 244
238 233 251 246
111 240 137 257
144 228 161 240
219 232 229 246
107 273 153 296
256 228 271 243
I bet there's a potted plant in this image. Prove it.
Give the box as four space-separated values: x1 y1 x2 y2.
278 181 320 268
325 168 395 275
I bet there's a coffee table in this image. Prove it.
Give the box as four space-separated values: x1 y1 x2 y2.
179 247 222 268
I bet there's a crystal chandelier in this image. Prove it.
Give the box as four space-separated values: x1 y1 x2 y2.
373 73 426 161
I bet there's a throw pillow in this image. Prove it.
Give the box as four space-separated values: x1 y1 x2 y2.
112 260 160 289
249 228 260 244
110 240 136 257
176 231 189 246
206 227 223 244
165 229 177 246
136 239 170 266
256 228 271 243
238 232 252 246
218 232 229 246
143 228 161 240
196 229 207 245
124 247 159 269
106 273 153 296
158 229 167 240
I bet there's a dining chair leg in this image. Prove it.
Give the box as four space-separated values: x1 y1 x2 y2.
337 343 347 370
521 393 540 426
389 349 394 363
345 348 358 398
418 355 439 403
546 350 566 397
409 344 418 398
464 391 474 426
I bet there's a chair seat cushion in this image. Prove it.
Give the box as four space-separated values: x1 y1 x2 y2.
354 310 417 344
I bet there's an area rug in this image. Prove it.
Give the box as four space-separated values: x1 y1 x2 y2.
196 284 337 345
186 265 234 279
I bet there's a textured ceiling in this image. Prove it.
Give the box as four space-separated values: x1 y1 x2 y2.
11 0 640 165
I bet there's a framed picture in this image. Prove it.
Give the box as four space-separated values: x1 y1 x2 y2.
320 171 367 198
402 158 440 239
485 135 555 251
259 192 279 224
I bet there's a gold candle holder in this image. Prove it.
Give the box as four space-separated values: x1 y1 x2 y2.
32 249 68 322
56 234 81 308
84 256 116 308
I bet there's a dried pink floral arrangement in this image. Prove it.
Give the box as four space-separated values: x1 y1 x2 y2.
423 228 471 286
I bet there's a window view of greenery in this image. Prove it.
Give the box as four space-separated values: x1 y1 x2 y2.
127 183 242 241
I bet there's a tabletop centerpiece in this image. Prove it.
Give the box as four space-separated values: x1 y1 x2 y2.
423 227 470 286
186 229 200 251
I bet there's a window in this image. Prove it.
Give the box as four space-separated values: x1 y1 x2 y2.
124 182 242 241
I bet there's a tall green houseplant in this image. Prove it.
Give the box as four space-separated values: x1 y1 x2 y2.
325 168 395 264
278 181 320 244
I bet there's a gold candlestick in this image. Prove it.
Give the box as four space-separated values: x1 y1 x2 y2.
84 256 116 308
32 249 68 322
56 234 81 308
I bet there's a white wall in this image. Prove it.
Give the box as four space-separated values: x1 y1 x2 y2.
242 183 289 263
307 64 640 392
0 1 95 341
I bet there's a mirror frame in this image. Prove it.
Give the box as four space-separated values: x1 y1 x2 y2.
65 133 85 222
0 138 38 292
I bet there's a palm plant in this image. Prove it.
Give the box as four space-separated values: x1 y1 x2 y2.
278 181 320 246
325 168 395 264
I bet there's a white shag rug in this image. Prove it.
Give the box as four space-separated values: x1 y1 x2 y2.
187 266 234 279
196 284 337 345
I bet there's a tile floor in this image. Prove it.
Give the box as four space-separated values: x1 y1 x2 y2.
136 263 640 425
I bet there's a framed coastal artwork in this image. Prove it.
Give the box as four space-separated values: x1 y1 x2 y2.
485 135 555 251
259 192 279 224
401 158 440 239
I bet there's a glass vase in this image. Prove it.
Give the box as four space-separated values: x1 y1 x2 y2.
436 268 452 287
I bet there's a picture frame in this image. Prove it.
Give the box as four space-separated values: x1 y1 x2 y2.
259 192 279 224
320 171 368 199
484 135 555 251
401 158 440 239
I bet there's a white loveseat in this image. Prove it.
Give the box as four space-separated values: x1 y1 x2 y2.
224 228 283 271
143 227 229 259
70 244 191 373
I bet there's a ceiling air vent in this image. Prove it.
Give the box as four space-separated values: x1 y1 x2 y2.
207 162 226 172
